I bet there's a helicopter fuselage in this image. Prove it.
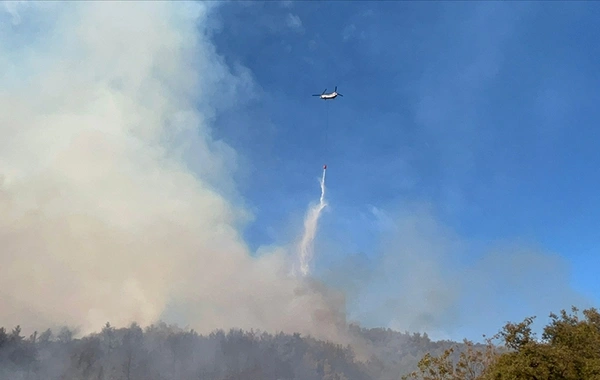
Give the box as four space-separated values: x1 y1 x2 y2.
320 92 338 99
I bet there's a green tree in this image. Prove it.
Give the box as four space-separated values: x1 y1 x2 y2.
485 306 600 380
406 306 600 380
402 338 499 380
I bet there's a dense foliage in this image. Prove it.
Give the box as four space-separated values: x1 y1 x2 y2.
2 306 598 379
405 306 600 380
0 322 369 380
0 322 463 380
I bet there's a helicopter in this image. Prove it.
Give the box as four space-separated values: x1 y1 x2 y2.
312 86 343 100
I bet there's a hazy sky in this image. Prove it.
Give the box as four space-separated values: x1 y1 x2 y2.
210 1 600 339
2 1 599 343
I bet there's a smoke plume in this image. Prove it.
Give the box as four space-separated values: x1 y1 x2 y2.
331 202 592 341
0 2 348 343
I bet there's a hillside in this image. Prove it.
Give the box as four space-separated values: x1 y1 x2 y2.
0 322 472 380
6 306 598 379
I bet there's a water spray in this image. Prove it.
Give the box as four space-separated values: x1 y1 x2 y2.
297 164 328 277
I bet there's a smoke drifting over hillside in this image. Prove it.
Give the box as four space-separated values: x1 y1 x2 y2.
0 2 347 343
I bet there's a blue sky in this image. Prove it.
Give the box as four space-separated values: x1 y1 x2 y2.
207 1 600 339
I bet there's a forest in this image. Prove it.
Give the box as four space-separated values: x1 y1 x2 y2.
1 306 598 380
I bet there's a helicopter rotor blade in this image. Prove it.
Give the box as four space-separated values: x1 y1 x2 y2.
322 88 327 94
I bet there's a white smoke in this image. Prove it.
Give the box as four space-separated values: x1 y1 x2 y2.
0 1 348 343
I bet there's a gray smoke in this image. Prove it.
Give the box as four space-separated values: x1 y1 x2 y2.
0 1 349 344
332 202 591 341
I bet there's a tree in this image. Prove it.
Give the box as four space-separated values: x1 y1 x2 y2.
406 306 600 380
57 326 75 343
485 306 600 379
402 337 499 380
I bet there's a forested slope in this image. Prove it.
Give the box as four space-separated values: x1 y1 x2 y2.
0 321 469 380
6 306 595 380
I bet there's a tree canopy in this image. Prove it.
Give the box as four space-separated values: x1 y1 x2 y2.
405 306 600 380
1 305 599 379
